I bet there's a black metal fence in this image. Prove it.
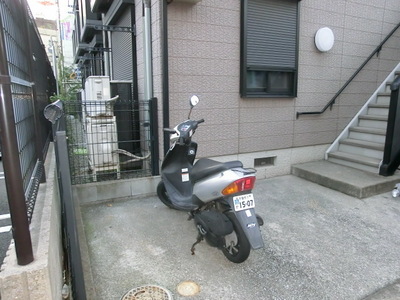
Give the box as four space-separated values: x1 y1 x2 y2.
63 97 158 184
0 0 56 265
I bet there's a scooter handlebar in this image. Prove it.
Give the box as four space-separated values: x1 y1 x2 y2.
164 119 204 135
164 128 177 134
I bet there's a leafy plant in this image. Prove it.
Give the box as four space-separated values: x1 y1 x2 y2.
50 52 81 103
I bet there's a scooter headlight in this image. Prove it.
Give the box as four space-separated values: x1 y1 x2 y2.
221 176 256 196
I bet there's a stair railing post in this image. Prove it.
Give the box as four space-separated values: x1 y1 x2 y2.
379 75 400 176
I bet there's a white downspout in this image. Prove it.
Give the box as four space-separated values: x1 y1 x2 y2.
143 0 153 100
143 0 153 154
102 14 110 77
108 30 113 78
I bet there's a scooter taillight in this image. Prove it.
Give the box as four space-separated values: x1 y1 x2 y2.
221 176 256 196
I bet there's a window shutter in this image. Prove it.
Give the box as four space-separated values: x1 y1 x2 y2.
246 0 298 69
111 9 133 80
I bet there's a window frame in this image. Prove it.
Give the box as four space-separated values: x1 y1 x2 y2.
240 0 300 98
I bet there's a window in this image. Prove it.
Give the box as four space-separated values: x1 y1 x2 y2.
241 0 300 98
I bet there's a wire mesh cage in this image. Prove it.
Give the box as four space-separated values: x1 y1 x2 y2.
64 98 153 184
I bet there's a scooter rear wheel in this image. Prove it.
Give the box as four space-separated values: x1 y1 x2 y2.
157 181 175 209
221 212 251 263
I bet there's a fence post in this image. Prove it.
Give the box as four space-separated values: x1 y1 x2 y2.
44 101 87 299
55 130 87 300
0 9 33 265
150 97 159 175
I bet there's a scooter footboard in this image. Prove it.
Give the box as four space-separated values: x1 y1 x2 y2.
227 197 264 250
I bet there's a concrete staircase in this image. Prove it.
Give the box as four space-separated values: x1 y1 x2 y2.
326 69 400 174
292 63 400 198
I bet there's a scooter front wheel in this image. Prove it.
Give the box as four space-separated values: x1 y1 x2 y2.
222 212 251 263
157 181 175 209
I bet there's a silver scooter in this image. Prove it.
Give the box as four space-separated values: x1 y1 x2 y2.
157 95 264 263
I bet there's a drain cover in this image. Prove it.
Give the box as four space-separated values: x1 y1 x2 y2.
121 285 173 300
176 281 200 297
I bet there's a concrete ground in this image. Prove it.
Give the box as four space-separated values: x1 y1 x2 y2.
80 175 400 300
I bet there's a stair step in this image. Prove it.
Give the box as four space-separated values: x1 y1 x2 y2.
327 151 381 173
359 114 387 121
367 104 389 116
291 160 400 198
339 138 384 159
350 126 386 135
349 126 386 143
358 114 388 129
341 138 384 151
368 104 390 109
328 151 380 167
376 93 391 105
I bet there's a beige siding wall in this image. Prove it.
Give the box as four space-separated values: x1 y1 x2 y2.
297 0 400 147
136 0 400 170
167 1 242 158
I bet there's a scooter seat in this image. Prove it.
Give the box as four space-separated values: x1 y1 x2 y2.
191 158 243 182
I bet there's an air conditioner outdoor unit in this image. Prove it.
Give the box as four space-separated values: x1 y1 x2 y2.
85 76 111 100
86 116 120 181
84 76 115 117
83 76 120 181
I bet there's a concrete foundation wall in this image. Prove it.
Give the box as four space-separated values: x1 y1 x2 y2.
0 145 63 299
73 175 160 206
73 144 328 205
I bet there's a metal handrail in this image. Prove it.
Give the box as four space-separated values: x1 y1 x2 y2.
297 22 400 118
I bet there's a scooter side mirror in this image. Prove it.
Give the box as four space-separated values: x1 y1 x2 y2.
190 95 200 107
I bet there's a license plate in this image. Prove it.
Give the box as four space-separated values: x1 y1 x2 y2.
233 193 255 211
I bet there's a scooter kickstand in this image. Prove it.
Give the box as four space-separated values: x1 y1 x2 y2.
191 234 203 255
